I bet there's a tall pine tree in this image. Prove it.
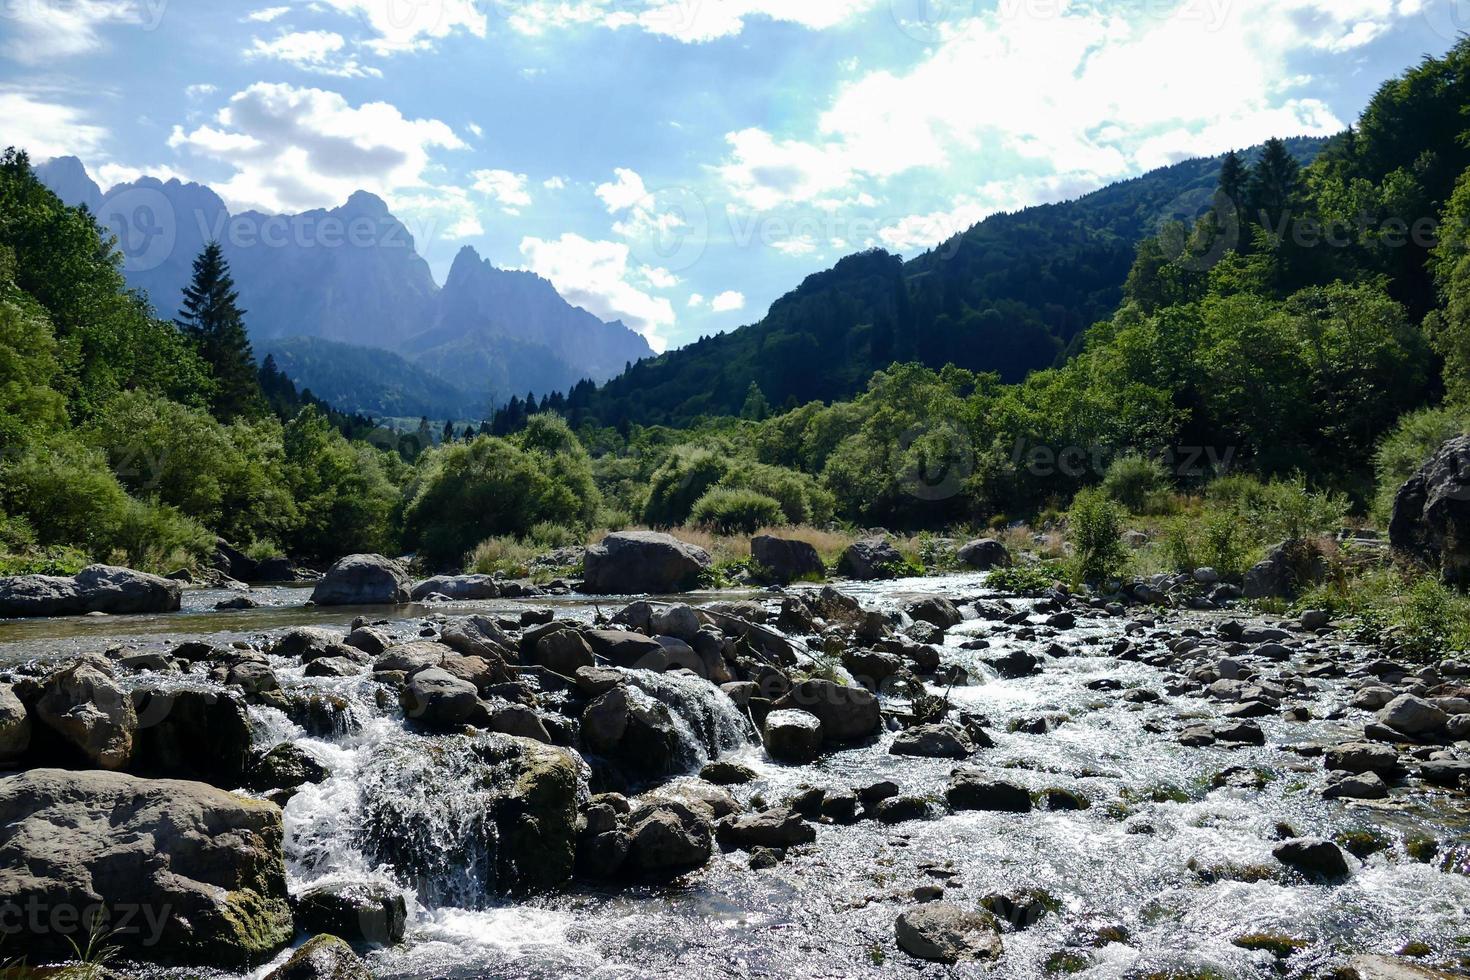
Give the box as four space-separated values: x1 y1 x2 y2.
176 242 264 421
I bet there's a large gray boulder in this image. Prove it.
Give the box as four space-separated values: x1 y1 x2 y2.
624 799 713 876
750 535 826 584
0 768 293 967
895 903 1003 964
958 538 1012 570
410 575 499 602
310 554 411 607
837 538 905 580
0 564 182 618
440 614 519 661
16 657 136 770
762 709 824 763
129 686 254 784
0 684 30 766
772 679 880 742
1390 435 1470 582
1243 541 1325 600
399 667 480 731
1378 694 1449 737
582 531 712 595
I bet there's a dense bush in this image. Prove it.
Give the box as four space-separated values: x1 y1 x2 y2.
1101 454 1170 513
688 488 785 534
1068 489 1128 584
643 447 729 527
1371 406 1470 521
282 408 402 560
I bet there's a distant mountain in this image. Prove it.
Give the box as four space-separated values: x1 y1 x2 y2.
563 138 1328 428
259 336 479 420
36 159 656 415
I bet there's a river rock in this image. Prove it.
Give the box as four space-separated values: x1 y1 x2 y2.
1389 435 1470 582
1379 695 1449 737
1243 542 1325 600
0 684 31 765
890 724 975 760
580 686 679 778
17 657 136 770
907 596 963 629
245 743 331 794
772 679 880 742
946 770 1033 812
264 934 371 980
295 881 407 947
582 531 712 595
1340 955 1467 979
763 709 824 763
130 686 253 784
410 575 499 602
0 564 182 617
624 799 713 876
837 538 905 580
1273 837 1351 881
439 653 515 693
585 629 669 670
0 768 292 966
895 903 1003 964
439 615 518 662
716 807 815 850
399 667 481 731
651 604 703 642
1324 771 1390 800
958 538 1012 570
1324 742 1403 775
310 554 411 607
750 535 826 584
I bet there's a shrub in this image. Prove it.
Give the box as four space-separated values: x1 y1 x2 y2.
1201 510 1249 578
724 461 835 525
688 488 785 534
1162 518 1196 573
1067 488 1129 584
468 535 540 577
110 497 213 572
283 408 401 560
1101 454 1170 513
1372 406 1470 523
643 448 730 527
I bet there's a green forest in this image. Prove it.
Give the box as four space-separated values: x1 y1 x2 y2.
4 38 1470 608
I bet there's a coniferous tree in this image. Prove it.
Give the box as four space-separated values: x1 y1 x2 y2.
1218 149 1247 212
175 242 264 421
1246 138 1302 233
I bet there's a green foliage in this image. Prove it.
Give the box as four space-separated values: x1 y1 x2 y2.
401 425 597 569
986 561 1064 595
282 407 401 560
175 242 267 422
1372 405 1470 521
1101 454 1170 513
1206 474 1348 544
688 487 785 534
1067 489 1129 584
1300 569 1470 662
643 447 729 527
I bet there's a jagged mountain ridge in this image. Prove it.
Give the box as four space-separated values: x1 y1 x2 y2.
34 159 654 417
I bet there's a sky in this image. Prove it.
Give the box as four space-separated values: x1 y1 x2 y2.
0 0 1464 352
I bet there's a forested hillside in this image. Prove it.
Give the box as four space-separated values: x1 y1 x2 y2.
553 139 1322 428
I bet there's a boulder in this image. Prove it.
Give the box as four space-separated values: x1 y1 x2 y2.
907 595 962 629
624 800 713 876
1324 742 1403 776
438 653 515 693
762 709 824 763
585 629 669 670
264 935 371 980
529 629 595 676
890 724 974 760
344 626 392 656
18 657 136 770
946 770 1033 812
580 686 680 778
0 684 31 766
0 564 182 618
1273 837 1351 881
399 667 481 731
773 679 880 742
252 557 305 583
1378 695 1449 737
1389 435 1470 582
895 903 1003 964
410 575 499 602
958 539 1012 570
310 554 411 607
440 615 519 662
1244 542 1325 600
130 686 254 784
582 531 712 595
295 881 407 947
836 538 905 580
0 768 292 967
716 807 815 850
750 535 826 584
269 627 346 660
245 743 331 794
651 604 703 642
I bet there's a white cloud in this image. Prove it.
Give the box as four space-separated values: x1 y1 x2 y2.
503 0 880 42
166 82 468 219
313 0 487 52
714 0 1418 214
1 0 163 64
0 92 108 160
246 6 290 22
519 233 675 351
466 122 484 139
543 176 567 190
595 168 648 213
246 30 381 78
688 293 706 308
185 83 218 99
471 168 532 213
95 161 188 189
640 265 679 289
711 290 746 313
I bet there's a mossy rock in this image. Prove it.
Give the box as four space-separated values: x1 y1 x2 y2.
1336 829 1392 860
1232 933 1308 958
1045 950 1092 975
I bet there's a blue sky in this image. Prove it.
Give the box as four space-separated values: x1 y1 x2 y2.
1 0 1464 352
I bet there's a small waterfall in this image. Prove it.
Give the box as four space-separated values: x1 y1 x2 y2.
622 669 753 771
